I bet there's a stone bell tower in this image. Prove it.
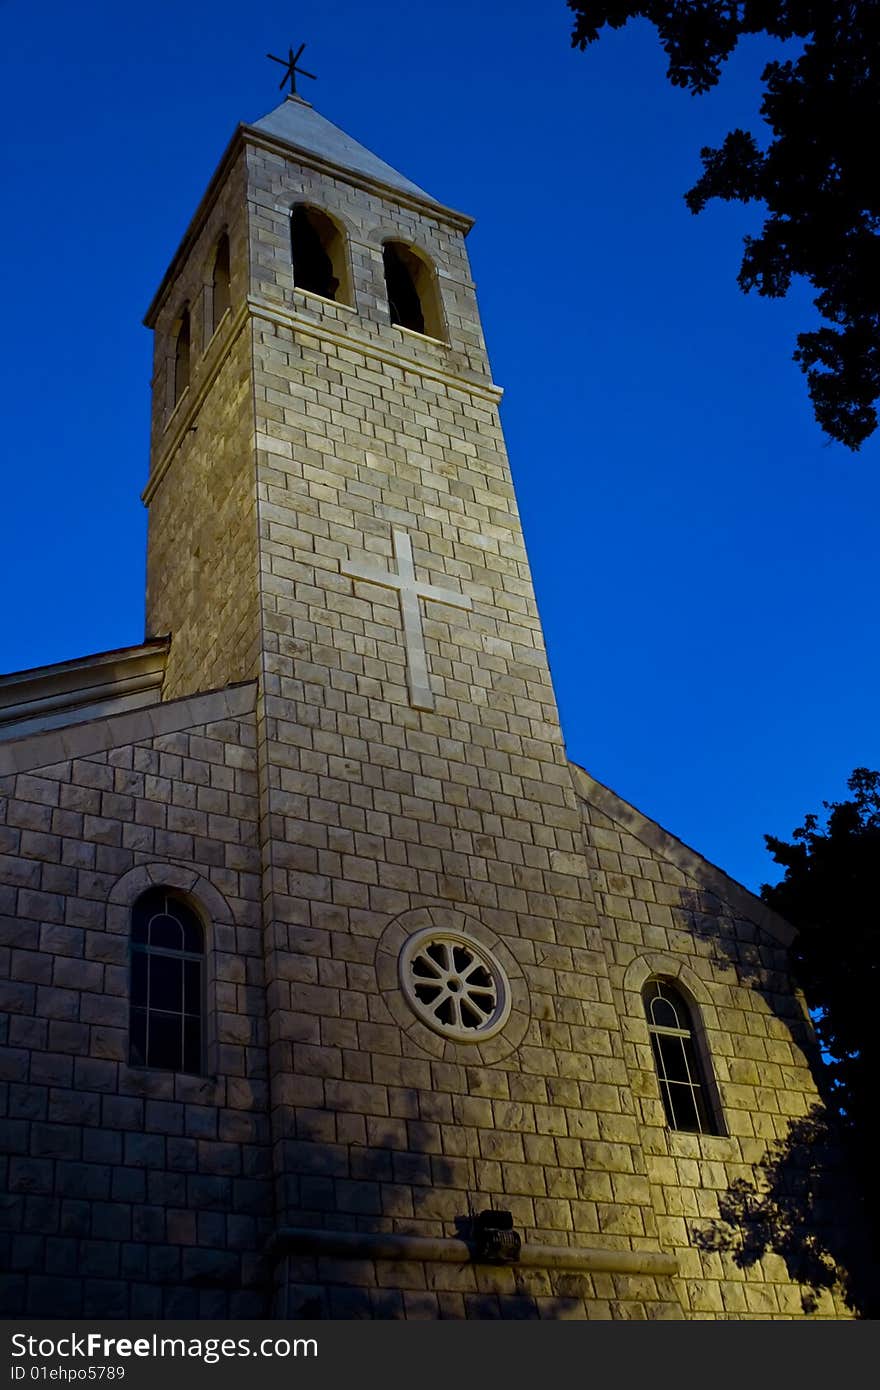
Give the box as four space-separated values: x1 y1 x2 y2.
143 85 677 1317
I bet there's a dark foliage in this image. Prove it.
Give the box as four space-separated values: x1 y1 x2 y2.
760 769 880 1287
569 3 880 449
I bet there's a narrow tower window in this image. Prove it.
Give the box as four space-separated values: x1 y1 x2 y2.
643 978 721 1134
173 306 190 403
382 241 444 340
291 205 349 303
129 888 205 1074
211 232 231 332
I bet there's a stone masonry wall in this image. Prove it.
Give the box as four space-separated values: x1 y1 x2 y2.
147 148 250 454
276 1247 682 1320
241 140 676 1310
145 327 260 701
117 115 861 1320
0 689 269 1318
3 95 862 1324
145 147 260 703
573 767 857 1319
246 138 491 384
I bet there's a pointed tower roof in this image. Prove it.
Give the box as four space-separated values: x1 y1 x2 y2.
146 93 471 326
250 95 438 205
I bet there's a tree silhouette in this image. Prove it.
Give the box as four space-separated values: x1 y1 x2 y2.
760 768 880 1274
569 3 880 450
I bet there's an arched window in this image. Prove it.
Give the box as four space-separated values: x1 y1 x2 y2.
173 306 190 403
129 888 205 1074
210 231 231 333
643 978 720 1134
291 205 350 303
382 241 444 340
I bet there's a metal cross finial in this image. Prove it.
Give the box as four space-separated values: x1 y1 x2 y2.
267 43 316 97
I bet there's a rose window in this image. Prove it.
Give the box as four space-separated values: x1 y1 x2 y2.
398 928 512 1041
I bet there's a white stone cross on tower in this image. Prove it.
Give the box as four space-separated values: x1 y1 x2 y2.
341 529 473 711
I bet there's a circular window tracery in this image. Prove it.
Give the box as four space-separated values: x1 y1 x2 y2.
399 928 512 1041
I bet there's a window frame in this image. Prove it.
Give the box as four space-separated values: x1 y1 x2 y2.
642 977 723 1136
129 888 207 1077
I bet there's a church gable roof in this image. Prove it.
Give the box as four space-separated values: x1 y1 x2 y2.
0 639 170 745
569 761 795 947
248 95 438 205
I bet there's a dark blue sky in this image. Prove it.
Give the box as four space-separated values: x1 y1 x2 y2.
2 1 877 892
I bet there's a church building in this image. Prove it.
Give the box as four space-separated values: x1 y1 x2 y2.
0 78 853 1319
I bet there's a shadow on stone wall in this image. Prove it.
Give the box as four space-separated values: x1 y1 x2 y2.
272 1117 677 1319
273 1131 589 1320
691 1104 877 1317
680 886 878 1318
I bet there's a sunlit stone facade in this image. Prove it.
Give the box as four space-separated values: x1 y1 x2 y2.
0 92 856 1320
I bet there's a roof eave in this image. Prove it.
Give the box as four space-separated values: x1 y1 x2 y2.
240 121 475 233
568 760 797 948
